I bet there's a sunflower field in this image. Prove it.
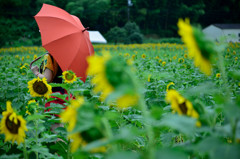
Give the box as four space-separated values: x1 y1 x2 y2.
0 20 240 159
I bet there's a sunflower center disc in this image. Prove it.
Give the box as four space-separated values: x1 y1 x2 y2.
179 102 187 114
33 81 48 95
6 115 20 134
66 73 74 80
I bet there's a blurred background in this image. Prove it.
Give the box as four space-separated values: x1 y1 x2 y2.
0 0 239 47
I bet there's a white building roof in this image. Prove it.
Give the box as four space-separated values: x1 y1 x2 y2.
88 31 107 44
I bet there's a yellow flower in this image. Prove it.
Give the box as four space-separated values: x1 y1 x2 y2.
216 73 221 78
177 18 213 76
165 90 201 126
124 53 130 57
162 61 166 66
26 55 30 59
87 53 113 101
87 53 139 109
148 74 151 82
69 131 106 153
158 59 162 63
155 56 159 59
178 58 184 63
20 65 26 70
173 56 177 60
132 55 136 59
184 54 188 58
61 97 84 132
33 55 38 60
141 54 146 59
116 95 139 109
26 110 31 115
62 71 77 83
166 82 175 91
235 57 238 61
28 99 37 105
233 51 236 55
28 77 52 98
0 101 28 144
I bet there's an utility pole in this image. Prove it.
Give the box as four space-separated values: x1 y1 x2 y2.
127 0 133 21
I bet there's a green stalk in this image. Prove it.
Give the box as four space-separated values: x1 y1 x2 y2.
216 50 230 98
125 69 155 159
232 119 238 143
139 96 155 159
102 117 117 152
35 119 38 159
67 139 71 159
23 141 28 159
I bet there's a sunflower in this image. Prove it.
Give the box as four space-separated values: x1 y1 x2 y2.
28 77 52 98
0 101 28 144
124 53 130 57
178 58 184 63
141 54 146 59
216 73 221 78
87 53 139 109
61 97 84 132
69 129 106 153
166 82 175 91
165 90 201 126
148 74 151 82
62 71 77 83
177 18 215 76
162 61 166 66
87 53 114 101
33 55 38 60
116 95 139 109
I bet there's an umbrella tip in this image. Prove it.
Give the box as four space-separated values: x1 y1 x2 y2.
82 27 90 32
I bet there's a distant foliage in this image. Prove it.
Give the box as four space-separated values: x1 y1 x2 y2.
106 21 144 44
105 26 127 44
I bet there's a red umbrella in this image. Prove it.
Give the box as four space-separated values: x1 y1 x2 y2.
34 3 94 82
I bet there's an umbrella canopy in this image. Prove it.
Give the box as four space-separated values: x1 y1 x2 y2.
34 3 94 82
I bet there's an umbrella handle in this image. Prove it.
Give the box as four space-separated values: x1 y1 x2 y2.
29 53 48 69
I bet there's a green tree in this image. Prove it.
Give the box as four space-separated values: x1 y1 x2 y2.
105 26 127 44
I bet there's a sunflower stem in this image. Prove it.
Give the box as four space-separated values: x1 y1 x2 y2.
102 117 117 152
216 50 230 99
139 97 155 159
35 120 39 159
23 141 28 159
124 69 155 159
67 139 71 159
231 119 238 143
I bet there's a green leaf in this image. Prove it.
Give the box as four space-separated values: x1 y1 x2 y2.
157 114 197 137
0 154 21 159
155 148 189 159
194 137 240 159
229 70 240 80
106 151 140 159
26 114 45 121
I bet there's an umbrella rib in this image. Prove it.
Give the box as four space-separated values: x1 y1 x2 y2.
35 16 82 30
42 30 82 47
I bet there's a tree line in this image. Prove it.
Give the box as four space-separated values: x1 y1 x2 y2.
0 0 239 46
